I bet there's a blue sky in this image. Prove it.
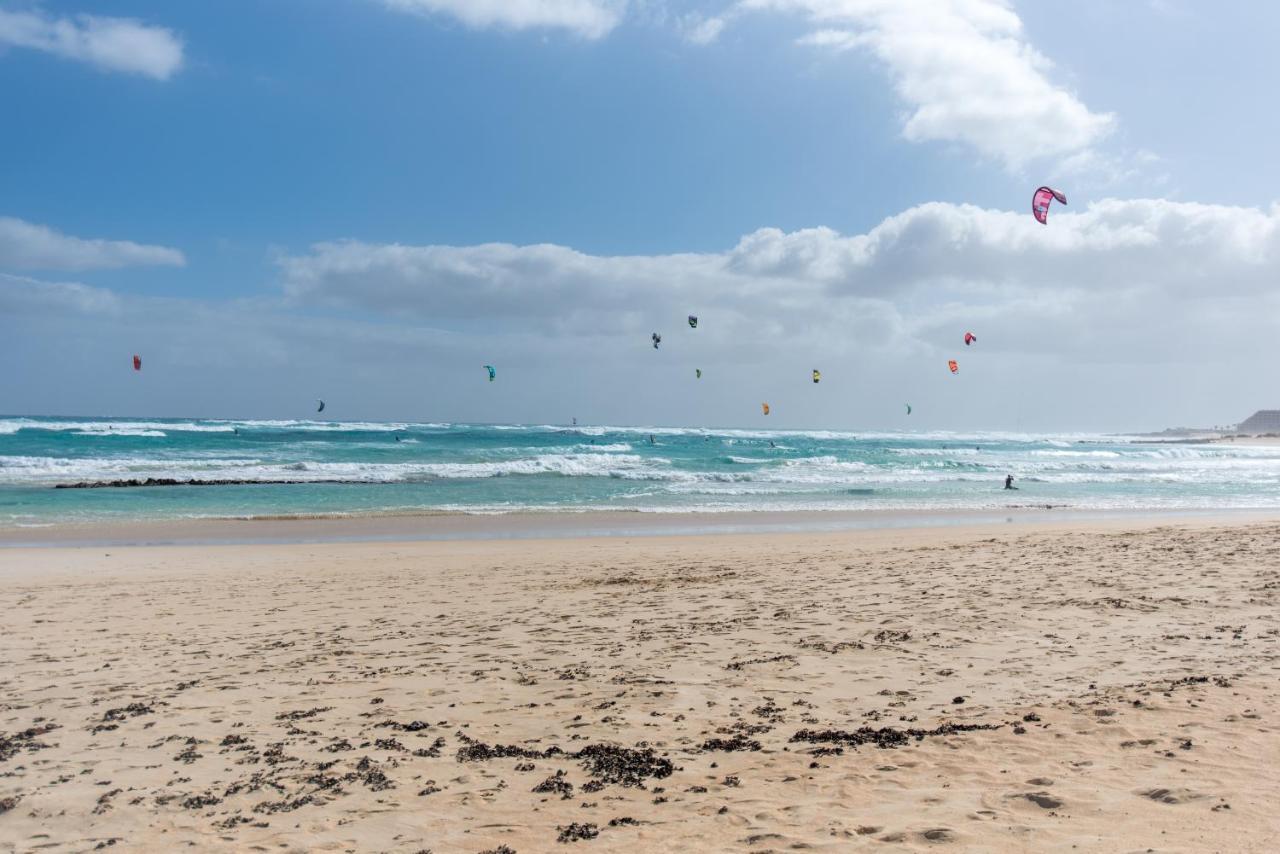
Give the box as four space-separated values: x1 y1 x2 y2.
3 0 1280 430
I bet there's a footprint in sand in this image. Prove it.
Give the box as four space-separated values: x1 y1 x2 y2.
1021 792 1063 809
1138 787 1205 805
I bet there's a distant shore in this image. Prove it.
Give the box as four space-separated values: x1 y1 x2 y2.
1133 435 1280 447
1208 435 1280 446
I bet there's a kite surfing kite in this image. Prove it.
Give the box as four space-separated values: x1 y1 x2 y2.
1032 187 1067 225
317 399 326 413
651 333 662 350
948 360 959 374
695 369 702 379
906 404 912 415
964 332 976 346
761 402 770 416
132 355 141 371
812 369 821 384
688 315 698 329
484 365 496 382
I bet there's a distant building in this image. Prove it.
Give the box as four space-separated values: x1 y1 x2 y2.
1238 410 1280 434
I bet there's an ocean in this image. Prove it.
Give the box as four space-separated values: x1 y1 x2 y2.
2 416 1278 527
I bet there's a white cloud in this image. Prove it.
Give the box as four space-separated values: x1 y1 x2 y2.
381 0 626 38
0 217 185 271
738 0 1113 169
0 272 122 316
680 13 727 44
727 199 1280 295
279 239 726 330
0 9 184 79
284 199 1280 317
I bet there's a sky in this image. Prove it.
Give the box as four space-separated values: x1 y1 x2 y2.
2 0 1279 431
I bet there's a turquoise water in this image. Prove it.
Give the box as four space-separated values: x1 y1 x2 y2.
2 416 1280 526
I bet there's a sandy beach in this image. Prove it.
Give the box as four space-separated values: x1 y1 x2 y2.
2 517 1279 852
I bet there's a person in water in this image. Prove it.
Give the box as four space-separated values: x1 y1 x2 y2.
1004 474 1017 490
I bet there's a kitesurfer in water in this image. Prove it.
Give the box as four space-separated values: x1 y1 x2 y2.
1004 474 1017 490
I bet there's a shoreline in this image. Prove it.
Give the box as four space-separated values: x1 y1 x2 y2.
7 505 1280 548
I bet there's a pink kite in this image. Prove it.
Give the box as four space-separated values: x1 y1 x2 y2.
964 332 976 346
1032 187 1067 224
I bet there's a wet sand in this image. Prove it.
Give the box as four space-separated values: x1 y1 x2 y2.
2 518 1279 852
5 506 1278 549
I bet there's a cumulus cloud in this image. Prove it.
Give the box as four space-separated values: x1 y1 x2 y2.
0 217 185 271
737 0 1113 169
0 9 184 79
725 199 1280 299
380 0 626 38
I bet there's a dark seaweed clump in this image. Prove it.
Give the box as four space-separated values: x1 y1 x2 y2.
457 737 673 788
0 724 60 762
275 707 332 722
574 744 673 787
700 735 762 752
373 719 432 732
532 770 574 799
456 739 560 763
556 823 599 843
790 722 1001 749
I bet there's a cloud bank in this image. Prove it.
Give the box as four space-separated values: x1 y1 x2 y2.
281 199 1279 324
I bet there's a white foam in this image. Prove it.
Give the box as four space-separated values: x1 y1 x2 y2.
0 419 232 434
72 429 167 438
